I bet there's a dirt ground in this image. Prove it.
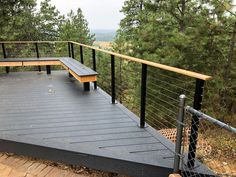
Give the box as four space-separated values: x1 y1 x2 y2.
0 152 130 177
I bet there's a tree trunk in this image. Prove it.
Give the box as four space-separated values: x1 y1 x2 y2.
224 21 236 81
221 21 236 118
179 0 186 32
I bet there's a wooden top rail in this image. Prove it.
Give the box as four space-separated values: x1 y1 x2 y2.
0 41 67 44
0 41 212 81
70 41 212 81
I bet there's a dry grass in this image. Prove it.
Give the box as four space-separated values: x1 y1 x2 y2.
93 41 112 49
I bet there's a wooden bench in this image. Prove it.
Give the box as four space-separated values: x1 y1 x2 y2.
0 57 98 91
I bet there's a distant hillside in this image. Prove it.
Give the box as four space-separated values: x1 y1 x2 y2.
91 29 116 42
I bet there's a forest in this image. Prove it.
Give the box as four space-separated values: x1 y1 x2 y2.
0 0 236 175
114 0 236 123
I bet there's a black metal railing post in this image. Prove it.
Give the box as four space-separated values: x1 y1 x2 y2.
92 49 97 89
111 55 116 104
35 42 41 72
2 43 6 58
35 43 39 58
187 79 205 168
173 94 186 173
140 64 147 128
71 43 74 59
66 42 73 77
2 43 9 73
80 46 84 64
79 45 88 90
68 42 71 57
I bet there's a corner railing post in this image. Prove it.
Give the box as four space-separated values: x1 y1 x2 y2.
111 55 116 104
140 64 147 128
187 79 205 168
79 45 88 90
67 42 73 77
68 42 71 57
35 42 41 72
173 94 186 173
92 49 97 89
71 42 74 59
2 43 9 73
80 46 84 64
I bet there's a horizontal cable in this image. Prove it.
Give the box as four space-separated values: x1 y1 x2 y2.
146 98 178 116
147 86 179 103
150 77 194 94
148 69 196 85
146 105 177 123
147 92 178 109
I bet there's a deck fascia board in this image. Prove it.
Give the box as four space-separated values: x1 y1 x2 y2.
0 134 172 177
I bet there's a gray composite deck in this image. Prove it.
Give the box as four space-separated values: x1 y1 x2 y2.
0 71 213 177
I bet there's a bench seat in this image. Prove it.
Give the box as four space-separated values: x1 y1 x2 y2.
0 57 60 66
60 57 97 83
0 57 98 91
0 57 59 62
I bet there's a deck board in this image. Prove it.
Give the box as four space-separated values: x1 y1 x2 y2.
0 71 214 177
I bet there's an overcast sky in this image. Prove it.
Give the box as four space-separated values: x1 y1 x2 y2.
37 0 125 30
37 0 236 30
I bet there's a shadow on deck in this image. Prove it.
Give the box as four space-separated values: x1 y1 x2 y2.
0 71 213 177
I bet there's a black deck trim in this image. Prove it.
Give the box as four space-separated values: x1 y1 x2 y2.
0 135 172 177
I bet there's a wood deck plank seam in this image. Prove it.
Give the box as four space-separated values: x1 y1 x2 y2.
0 103 115 112
0 116 131 126
43 130 147 140
98 142 161 149
5 123 136 135
0 120 133 132
18 124 137 136
0 111 126 121
0 117 131 127
62 132 152 143
70 135 154 144
0 107 122 116
0 120 134 132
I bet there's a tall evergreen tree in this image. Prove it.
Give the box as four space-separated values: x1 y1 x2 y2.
37 0 64 40
59 9 95 44
115 0 236 117
0 0 38 40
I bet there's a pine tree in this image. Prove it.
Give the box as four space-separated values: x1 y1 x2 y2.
0 0 38 41
114 0 236 118
59 9 95 45
37 0 64 40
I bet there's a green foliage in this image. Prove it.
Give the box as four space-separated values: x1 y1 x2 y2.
114 0 236 121
0 0 94 43
0 0 95 73
59 9 95 44
0 0 38 40
37 0 64 40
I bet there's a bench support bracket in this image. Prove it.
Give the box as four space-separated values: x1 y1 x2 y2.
84 82 90 91
6 67 9 73
69 72 73 78
46 65 51 75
